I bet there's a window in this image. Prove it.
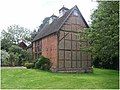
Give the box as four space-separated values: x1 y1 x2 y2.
49 18 53 24
73 10 78 16
59 10 67 17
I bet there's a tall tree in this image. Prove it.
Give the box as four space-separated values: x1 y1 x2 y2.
1 25 31 44
85 1 119 69
1 25 31 51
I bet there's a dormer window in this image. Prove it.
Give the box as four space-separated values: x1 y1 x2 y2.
49 14 58 24
59 10 65 17
59 6 69 17
49 18 53 24
73 10 78 16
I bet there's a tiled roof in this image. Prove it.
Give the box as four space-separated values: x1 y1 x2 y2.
32 5 88 42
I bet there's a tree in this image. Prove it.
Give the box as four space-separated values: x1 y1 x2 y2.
1 25 32 51
85 1 119 70
1 25 31 44
1 38 13 51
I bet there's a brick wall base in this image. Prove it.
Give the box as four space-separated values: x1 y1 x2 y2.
50 67 93 73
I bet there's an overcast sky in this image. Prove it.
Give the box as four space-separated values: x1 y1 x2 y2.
0 0 98 31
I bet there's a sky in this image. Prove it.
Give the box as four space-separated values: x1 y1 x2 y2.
0 0 98 31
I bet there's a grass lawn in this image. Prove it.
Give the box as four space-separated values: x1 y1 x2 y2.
1 67 119 89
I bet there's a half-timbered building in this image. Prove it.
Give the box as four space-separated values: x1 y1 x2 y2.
32 5 92 72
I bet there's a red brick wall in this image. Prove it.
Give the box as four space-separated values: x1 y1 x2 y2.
41 33 58 71
32 40 42 60
32 42 35 60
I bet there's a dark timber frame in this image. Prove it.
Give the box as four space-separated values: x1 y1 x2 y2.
57 14 91 71
32 5 92 72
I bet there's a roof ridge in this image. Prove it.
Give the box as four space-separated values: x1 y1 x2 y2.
32 5 89 42
32 6 74 42
74 5 89 27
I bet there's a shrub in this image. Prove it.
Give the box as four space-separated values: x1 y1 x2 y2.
24 63 34 69
35 56 51 70
9 52 19 66
8 45 33 66
1 50 10 66
9 45 23 54
21 50 32 63
93 56 119 70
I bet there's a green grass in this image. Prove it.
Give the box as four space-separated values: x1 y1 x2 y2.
1 68 119 89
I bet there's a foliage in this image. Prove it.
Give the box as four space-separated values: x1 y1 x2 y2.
93 56 119 70
1 38 13 52
1 45 32 66
1 25 33 66
8 45 32 66
85 1 119 70
9 52 19 66
1 68 119 89
1 50 10 66
1 49 20 66
1 25 31 44
24 63 34 69
9 45 23 54
21 50 33 64
35 56 51 70
8 45 22 66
